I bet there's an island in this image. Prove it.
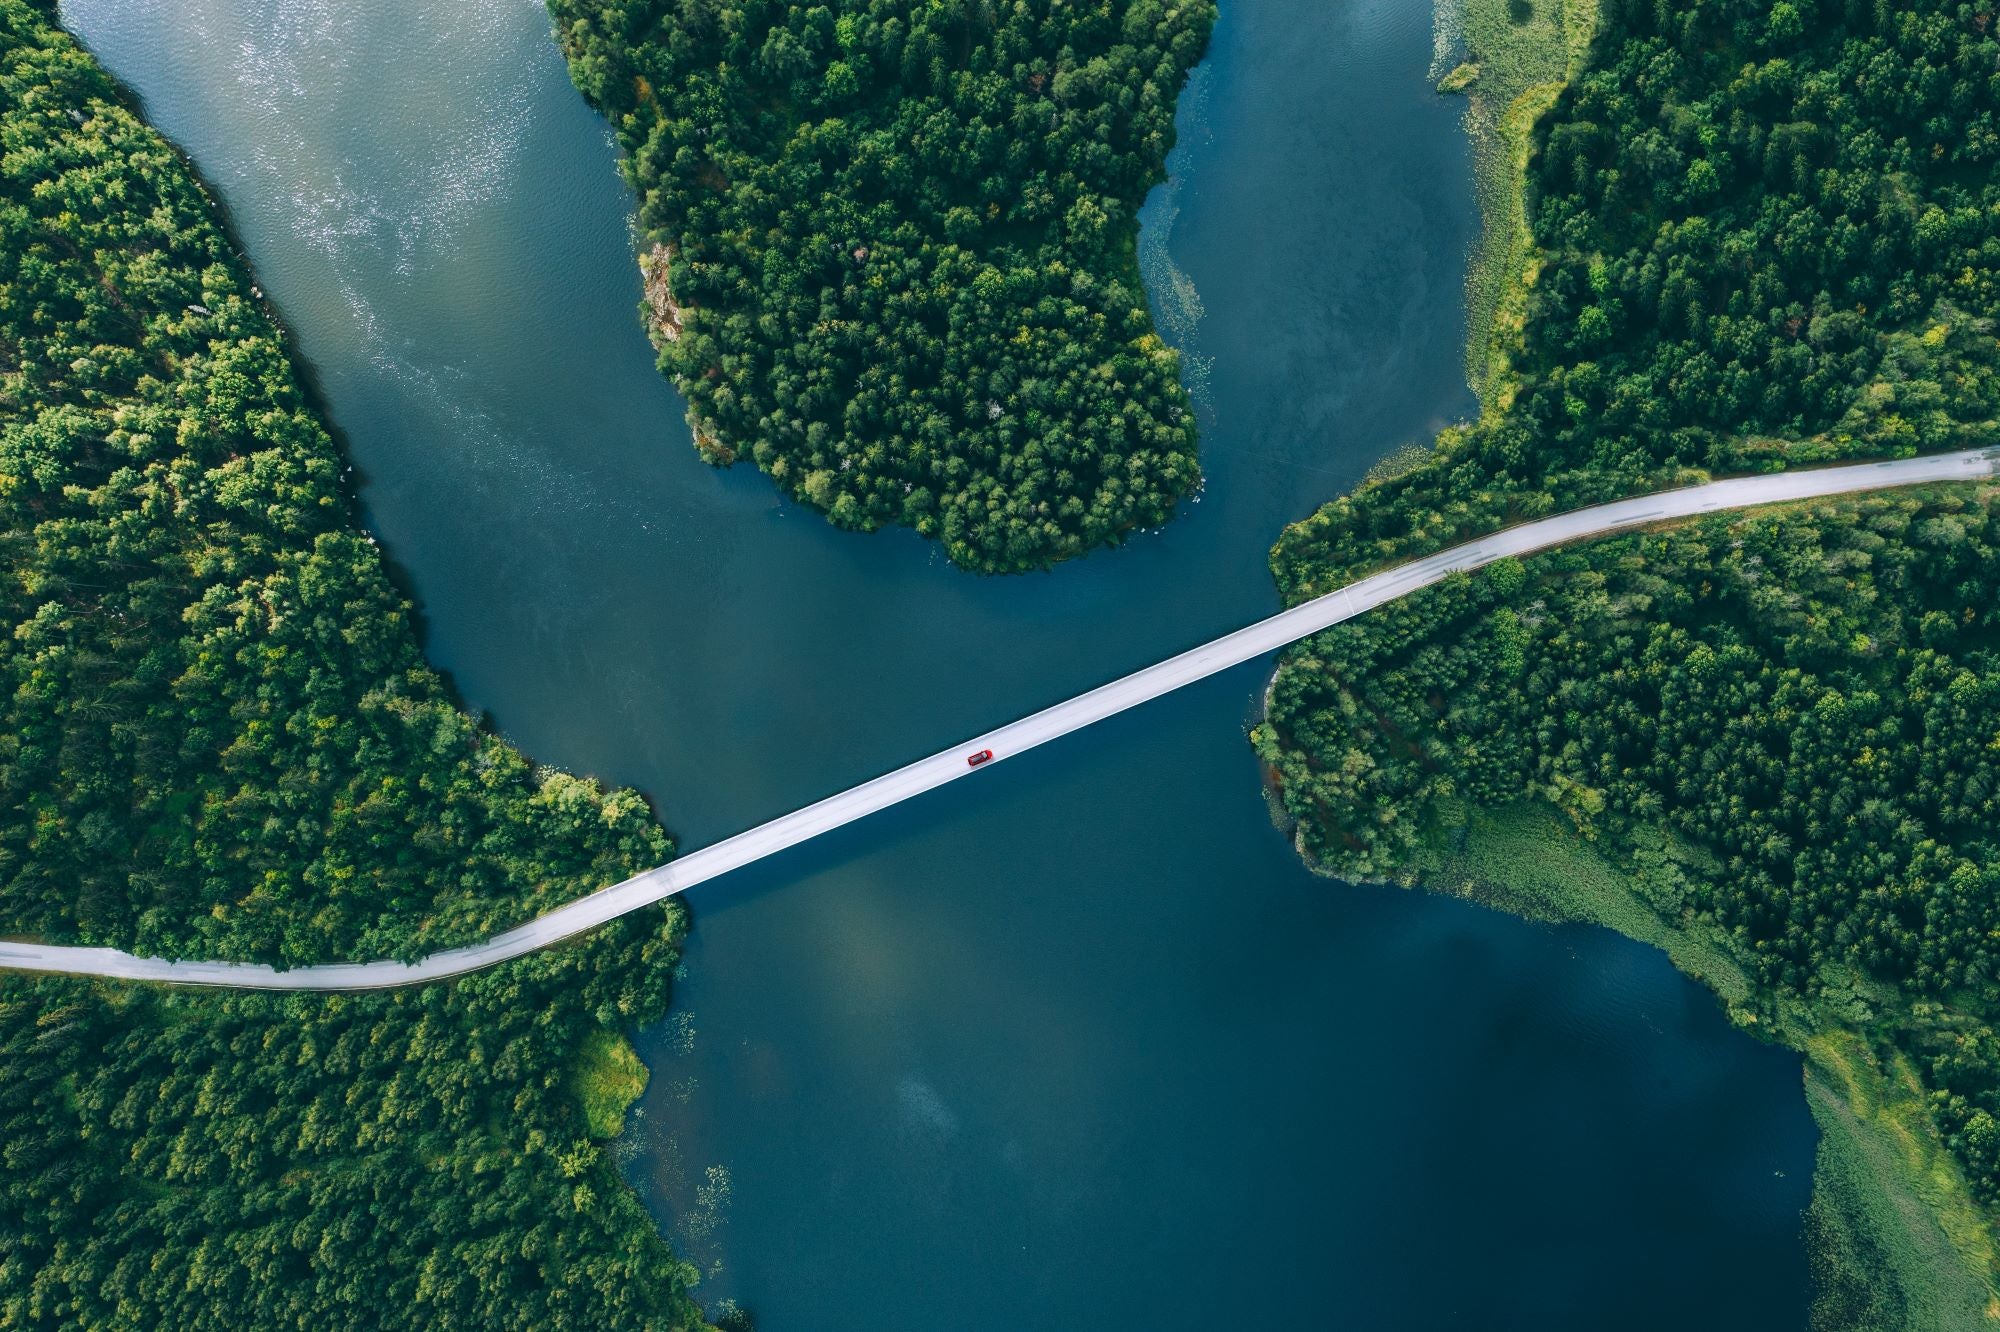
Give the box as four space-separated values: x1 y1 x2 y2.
548 0 1214 571
7 0 1999 1323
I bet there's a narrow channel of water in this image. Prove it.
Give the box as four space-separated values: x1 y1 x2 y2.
63 0 1817 1325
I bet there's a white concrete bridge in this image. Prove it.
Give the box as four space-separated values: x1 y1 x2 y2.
2 447 1991 989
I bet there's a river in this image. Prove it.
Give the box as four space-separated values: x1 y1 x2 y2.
61 0 1818 1325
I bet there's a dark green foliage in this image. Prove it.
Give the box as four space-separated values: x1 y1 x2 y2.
548 0 1212 571
1268 493 2000 989
0 3 667 967
1518 0 1999 456
0 6 704 1325
1262 0 2000 1205
1272 0 2000 601
0 920 701 1331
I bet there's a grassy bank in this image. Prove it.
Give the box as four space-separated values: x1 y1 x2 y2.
575 1028 652 1139
1434 0 1597 402
1268 0 2000 1323
1392 802 2000 1330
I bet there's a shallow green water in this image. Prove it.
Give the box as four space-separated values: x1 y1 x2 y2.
63 0 1817 1325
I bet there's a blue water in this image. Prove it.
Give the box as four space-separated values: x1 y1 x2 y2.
63 0 1818 1325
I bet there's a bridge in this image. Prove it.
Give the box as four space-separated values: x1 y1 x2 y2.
2 447 1992 989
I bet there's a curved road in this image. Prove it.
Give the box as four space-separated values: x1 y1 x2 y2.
3 448 1993 988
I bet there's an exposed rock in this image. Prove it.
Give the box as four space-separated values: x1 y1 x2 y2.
689 413 736 466
638 241 686 344
638 243 738 464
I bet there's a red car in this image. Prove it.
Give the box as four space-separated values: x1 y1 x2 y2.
966 749 993 767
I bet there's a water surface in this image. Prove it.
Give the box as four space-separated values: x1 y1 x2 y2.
64 0 1817 1326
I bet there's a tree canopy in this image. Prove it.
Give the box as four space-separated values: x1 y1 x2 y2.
0 5 705 1325
550 0 1213 571
1261 0 2000 1216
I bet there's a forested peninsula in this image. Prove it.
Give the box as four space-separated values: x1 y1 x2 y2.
0 3 706 1324
548 0 1213 571
1260 0 2000 1325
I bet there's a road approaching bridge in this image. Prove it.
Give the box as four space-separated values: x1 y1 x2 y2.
3 448 1993 989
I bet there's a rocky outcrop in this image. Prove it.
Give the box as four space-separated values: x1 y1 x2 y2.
637 241 685 345
689 413 735 465
637 242 737 464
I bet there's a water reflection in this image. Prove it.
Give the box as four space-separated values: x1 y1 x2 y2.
62 0 1819 1326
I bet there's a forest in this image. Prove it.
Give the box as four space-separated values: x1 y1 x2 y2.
1260 0 2000 1298
548 0 1213 571
0 3 707 1324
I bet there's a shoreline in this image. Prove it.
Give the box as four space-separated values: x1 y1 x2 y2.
1253 0 2000 1323
1433 0 1598 401
1257 697 2000 1326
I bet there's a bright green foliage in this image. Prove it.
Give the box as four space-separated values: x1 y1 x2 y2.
1264 0 2000 1212
0 924 702 1331
0 6 704 1325
548 0 1212 571
0 2 668 967
1274 0 2000 597
1271 494 2000 978
574 1026 651 1137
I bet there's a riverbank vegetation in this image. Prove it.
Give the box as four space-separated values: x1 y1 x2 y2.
0 0 665 966
1434 0 1598 398
1262 0 2000 1323
547 0 1213 572
0 4 706 1324
1406 803 1998 1327
575 1027 652 1138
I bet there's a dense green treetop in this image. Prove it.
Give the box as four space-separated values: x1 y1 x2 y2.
1275 0 2000 599
1261 0 2000 1213
0 1 668 967
1 927 702 1331
0 6 706 1326
549 0 1212 571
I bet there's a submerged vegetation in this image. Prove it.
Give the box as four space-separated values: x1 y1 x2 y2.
1434 0 1597 397
0 3 704 1323
548 0 1214 571
1410 803 1999 1328
1266 0 2000 1322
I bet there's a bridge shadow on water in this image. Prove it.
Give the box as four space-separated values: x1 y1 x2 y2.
60 0 1826 1324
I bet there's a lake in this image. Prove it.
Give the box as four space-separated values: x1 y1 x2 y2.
62 0 1818 1325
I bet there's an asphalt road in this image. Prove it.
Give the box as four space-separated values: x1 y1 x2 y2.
3 447 1992 989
